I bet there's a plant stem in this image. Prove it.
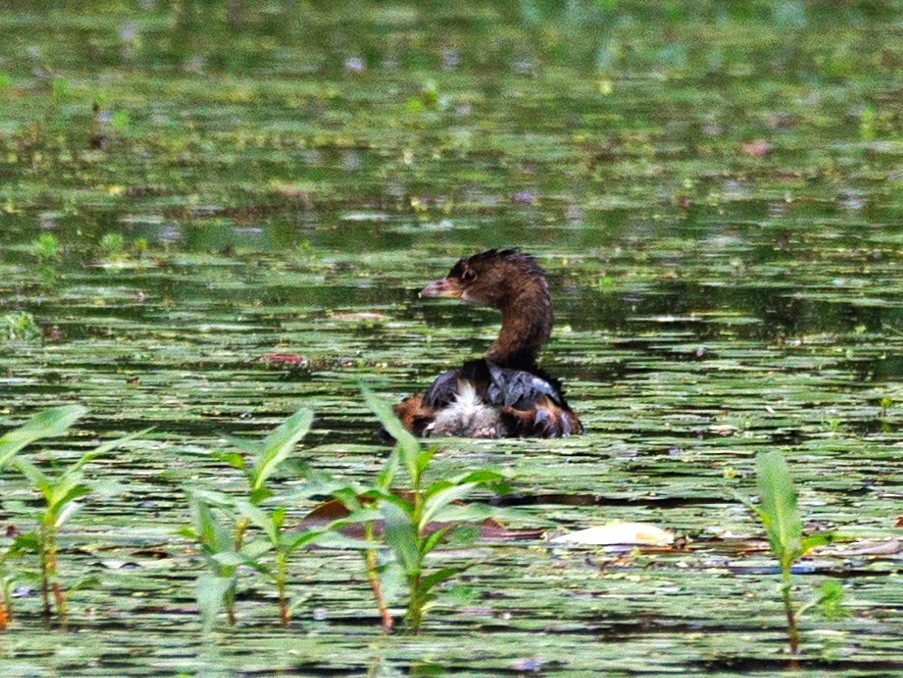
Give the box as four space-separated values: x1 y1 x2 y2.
277 551 289 627
42 517 67 625
234 517 249 551
225 584 237 626
53 581 67 627
363 521 392 632
407 466 425 634
0 590 8 631
39 521 53 619
407 572 423 634
781 566 800 668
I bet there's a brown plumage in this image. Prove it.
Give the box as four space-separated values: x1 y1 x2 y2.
394 249 582 438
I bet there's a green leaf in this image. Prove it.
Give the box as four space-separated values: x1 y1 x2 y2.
415 447 437 475
71 427 152 472
212 548 268 570
196 574 234 634
311 531 389 550
421 525 454 556
380 500 421 576
241 538 275 561
211 450 245 470
450 469 506 486
755 451 803 563
800 533 834 556
362 384 420 479
331 486 363 511
235 499 279 544
48 473 89 512
816 580 846 619
54 500 84 529
421 482 481 528
423 497 495 527
0 405 87 470
419 566 461 597
12 458 51 498
283 529 326 551
9 531 40 555
375 447 399 491
250 407 313 492
187 495 232 552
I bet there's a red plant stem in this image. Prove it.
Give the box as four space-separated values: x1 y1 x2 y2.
363 522 392 632
53 582 67 625
0 593 9 631
781 570 800 670
277 553 289 627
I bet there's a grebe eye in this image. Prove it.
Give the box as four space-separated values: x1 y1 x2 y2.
462 269 477 283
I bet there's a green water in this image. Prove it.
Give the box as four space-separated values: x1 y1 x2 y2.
2 1 903 674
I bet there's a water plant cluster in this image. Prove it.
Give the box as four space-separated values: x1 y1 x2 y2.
0 396 845 658
0 392 505 636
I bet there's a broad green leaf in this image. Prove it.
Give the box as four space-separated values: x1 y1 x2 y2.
12 458 51 497
421 483 481 528
423 500 495 526
375 447 399 491
415 447 437 475
312 531 390 550
250 407 313 492
284 528 326 551
196 574 234 634
380 501 421 575
755 451 802 563
211 551 250 567
280 478 348 502
211 450 245 471
54 500 84 529
235 499 279 544
421 524 454 556
188 496 232 552
327 507 383 526
71 427 152 472
800 533 834 555
449 469 506 486
362 384 420 479
331 486 363 511
48 473 88 510
241 538 275 561
419 566 460 597
0 405 87 470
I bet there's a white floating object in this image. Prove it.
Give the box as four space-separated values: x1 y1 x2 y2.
551 522 675 546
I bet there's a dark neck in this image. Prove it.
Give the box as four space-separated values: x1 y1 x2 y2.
485 282 552 370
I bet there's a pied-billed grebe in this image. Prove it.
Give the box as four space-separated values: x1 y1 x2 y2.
394 248 582 438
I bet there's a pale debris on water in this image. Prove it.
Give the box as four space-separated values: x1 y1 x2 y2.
551 522 675 546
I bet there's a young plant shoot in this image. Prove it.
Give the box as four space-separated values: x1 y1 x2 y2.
741 451 835 664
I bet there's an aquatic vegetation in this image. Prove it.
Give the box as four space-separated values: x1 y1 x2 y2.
740 451 836 664
99 232 125 258
2 0 903 672
0 406 145 624
0 311 40 342
31 233 58 262
183 407 325 628
339 388 507 634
